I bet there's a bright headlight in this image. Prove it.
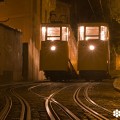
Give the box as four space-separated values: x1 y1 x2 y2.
89 45 95 50
50 45 56 51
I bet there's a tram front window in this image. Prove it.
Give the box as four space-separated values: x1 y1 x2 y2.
86 27 99 35
47 27 60 36
42 26 69 41
79 26 99 40
85 27 99 40
42 26 60 41
78 24 109 41
47 27 60 41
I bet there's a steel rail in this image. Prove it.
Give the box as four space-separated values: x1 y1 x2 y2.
51 98 81 120
28 84 47 98
11 89 31 120
73 86 109 120
84 84 113 114
45 86 81 120
46 94 59 120
0 82 43 120
0 96 12 120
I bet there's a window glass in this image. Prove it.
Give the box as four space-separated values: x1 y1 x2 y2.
42 27 46 41
47 27 60 36
46 27 60 41
85 36 99 40
100 26 108 40
62 27 68 41
47 37 60 41
79 26 84 40
86 27 99 35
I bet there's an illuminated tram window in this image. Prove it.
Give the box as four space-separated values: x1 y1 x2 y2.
47 27 60 36
79 26 100 40
86 27 99 35
79 26 84 40
42 25 69 41
47 27 60 41
78 24 109 41
85 27 99 40
86 36 99 40
47 37 60 41
100 26 108 41
62 27 68 41
42 27 46 41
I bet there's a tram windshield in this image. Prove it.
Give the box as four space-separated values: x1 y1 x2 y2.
42 25 69 41
79 24 109 41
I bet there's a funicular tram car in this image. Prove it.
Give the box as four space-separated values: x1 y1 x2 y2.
40 24 78 81
77 23 110 80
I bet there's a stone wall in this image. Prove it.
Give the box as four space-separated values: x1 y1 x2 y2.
0 24 22 83
0 0 45 81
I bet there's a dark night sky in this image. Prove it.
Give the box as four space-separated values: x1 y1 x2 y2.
60 0 110 22
59 0 120 42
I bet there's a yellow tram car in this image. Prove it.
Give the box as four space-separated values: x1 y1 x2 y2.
40 24 78 81
77 23 110 80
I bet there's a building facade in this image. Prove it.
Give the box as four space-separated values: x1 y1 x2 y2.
0 0 70 81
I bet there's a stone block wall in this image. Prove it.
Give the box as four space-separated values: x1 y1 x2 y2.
0 24 22 82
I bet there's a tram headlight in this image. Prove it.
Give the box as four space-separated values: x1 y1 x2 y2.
50 45 56 51
89 45 95 51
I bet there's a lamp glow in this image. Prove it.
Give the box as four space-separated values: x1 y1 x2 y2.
50 46 56 51
89 45 95 50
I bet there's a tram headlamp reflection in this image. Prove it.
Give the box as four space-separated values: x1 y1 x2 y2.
50 45 56 51
89 45 95 50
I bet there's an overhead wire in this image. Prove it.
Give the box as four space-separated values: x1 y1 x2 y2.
87 0 106 22
87 0 96 20
108 0 113 22
99 0 105 21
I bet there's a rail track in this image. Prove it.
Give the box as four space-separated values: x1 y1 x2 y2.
29 84 80 120
73 83 117 120
0 82 33 120
45 86 80 120
0 81 119 119
0 95 12 120
10 88 31 120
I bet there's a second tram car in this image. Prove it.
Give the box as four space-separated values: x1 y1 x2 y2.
40 24 78 81
78 23 110 80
